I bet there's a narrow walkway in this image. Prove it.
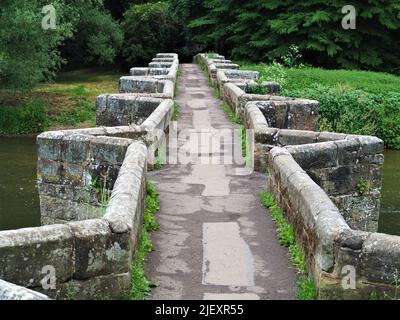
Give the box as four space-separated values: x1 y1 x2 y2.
147 63 297 300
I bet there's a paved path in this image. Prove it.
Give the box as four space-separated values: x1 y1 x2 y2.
147 63 297 300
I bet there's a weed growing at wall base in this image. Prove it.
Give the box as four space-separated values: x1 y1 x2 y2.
172 102 180 121
0 99 49 134
260 191 318 300
128 180 160 300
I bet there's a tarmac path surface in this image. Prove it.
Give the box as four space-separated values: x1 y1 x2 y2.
147 63 297 300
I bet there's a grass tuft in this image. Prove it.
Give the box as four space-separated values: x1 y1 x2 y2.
260 191 317 300
128 180 160 300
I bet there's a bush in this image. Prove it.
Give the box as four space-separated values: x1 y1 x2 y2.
0 99 49 134
284 84 400 150
241 63 400 150
61 4 123 67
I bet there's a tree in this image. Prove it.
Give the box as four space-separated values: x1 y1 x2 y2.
0 0 73 89
122 1 178 65
187 0 400 73
0 0 123 90
61 1 123 67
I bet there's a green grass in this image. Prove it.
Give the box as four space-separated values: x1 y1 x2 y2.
221 102 242 125
206 75 220 98
297 277 318 300
238 62 400 149
172 102 180 121
128 180 160 300
239 64 400 95
0 68 122 133
260 191 318 300
0 98 49 134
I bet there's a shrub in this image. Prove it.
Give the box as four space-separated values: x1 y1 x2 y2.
261 62 287 90
283 84 400 150
0 99 49 134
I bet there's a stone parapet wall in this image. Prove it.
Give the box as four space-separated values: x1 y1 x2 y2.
196 52 394 299
119 77 175 98
222 82 318 124
196 55 312 123
130 53 179 83
267 147 399 299
0 279 50 300
38 133 133 225
244 101 383 233
96 95 171 127
0 142 147 300
0 53 179 300
216 69 260 97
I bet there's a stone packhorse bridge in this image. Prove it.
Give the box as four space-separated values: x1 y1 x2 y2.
0 52 398 300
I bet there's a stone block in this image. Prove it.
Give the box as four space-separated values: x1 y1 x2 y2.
318 132 347 142
38 159 63 184
279 129 320 147
334 139 361 166
37 132 66 161
0 224 74 287
286 100 319 131
39 195 80 222
332 191 380 232
68 219 130 279
262 81 280 94
61 135 92 164
91 137 130 165
0 279 50 300
41 272 131 300
358 233 400 284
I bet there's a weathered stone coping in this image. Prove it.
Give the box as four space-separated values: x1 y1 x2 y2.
129 55 179 83
0 142 147 299
148 61 177 69
0 279 50 300
0 52 179 300
152 58 175 63
245 102 349 145
216 69 260 93
96 95 172 127
194 53 239 83
223 82 319 121
119 77 175 98
156 53 178 59
267 147 399 299
129 66 179 83
148 57 179 70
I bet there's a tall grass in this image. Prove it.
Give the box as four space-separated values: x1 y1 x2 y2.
0 99 49 134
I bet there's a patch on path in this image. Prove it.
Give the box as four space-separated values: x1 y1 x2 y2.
202 222 254 286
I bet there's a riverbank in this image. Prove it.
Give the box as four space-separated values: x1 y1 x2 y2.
0 68 123 134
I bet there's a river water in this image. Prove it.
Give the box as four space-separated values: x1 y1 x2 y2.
379 150 400 235
0 137 40 231
0 137 399 234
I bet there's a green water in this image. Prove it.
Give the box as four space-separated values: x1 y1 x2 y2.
379 150 400 235
0 137 399 235
0 137 40 231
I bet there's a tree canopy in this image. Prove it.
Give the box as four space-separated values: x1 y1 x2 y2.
1 0 399 90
